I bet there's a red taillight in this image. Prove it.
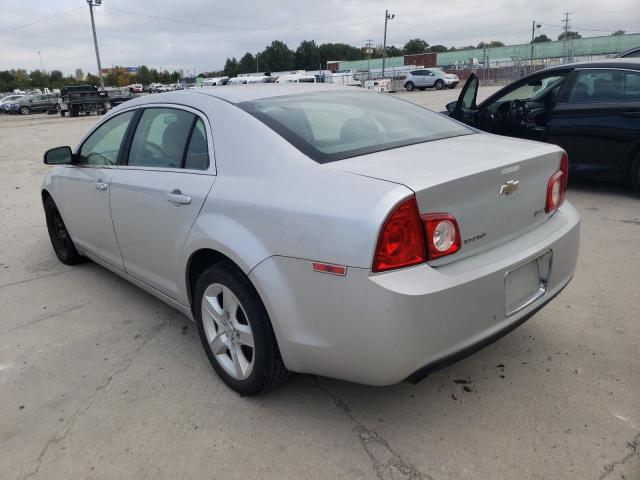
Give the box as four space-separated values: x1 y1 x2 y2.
422 213 461 260
372 196 425 272
373 197 462 272
545 153 569 213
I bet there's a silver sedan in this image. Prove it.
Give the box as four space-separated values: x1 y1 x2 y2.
41 85 580 394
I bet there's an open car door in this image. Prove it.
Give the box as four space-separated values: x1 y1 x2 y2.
446 74 479 126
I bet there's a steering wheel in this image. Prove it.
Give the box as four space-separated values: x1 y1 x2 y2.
508 99 532 126
143 141 164 159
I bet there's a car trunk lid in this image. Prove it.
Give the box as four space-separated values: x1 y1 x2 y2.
332 133 564 265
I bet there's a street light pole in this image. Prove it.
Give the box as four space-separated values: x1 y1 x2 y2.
256 53 259 73
530 21 541 68
381 10 394 78
37 51 45 73
87 0 105 89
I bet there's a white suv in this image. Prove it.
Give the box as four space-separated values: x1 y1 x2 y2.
404 68 459 91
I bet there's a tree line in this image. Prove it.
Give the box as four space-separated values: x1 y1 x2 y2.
213 38 511 77
0 66 184 92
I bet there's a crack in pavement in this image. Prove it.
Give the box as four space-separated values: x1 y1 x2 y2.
17 317 170 480
307 376 431 480
598 431 640 479
0 268 78 290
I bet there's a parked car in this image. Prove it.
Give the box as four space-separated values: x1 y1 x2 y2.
275 73 315 83
447 59 640 192
615 46 640 58
129 84 143 94
105 88 137 108
41 85 579 394
2 93 59 114
404 68 459 91
0 94 27 112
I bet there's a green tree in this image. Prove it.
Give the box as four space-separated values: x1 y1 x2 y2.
295 40 320 70
237 52 257 73
318 43 362 65
30 70 48 88
477 40 505 49
85 73 101 86
558 31 581 41
532 34 551 43
386 45 402 57
260 41 294 72
611 30 625 36
223 57 238 77
403 38 429 55
429 44 448 53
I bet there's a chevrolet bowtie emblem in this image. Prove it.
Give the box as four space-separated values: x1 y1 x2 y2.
499 179 519 195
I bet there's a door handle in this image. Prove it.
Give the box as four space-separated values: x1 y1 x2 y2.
95 180 108 191
167 189 191 205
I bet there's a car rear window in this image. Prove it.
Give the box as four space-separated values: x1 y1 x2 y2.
238 90 473 163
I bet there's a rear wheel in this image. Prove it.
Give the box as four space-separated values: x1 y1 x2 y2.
194 262 288 395
405 81 415 92
70 106 78 117
435 80 445 90
631 153 640 195
44 197 86 265
20 106 30 115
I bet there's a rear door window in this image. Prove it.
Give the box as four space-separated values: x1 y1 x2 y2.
568 69 640 102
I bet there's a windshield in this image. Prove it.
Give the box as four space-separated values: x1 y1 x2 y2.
239 91 473 163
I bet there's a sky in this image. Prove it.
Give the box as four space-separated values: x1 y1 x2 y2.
1 0 639 75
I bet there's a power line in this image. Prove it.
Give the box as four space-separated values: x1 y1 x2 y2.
0 6 84 35
103 6 376 32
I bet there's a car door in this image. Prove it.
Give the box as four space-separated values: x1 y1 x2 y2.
29 95 45 112
55 110 136 269
450 71 568 142
109 106 215 302
547 68 640 180
423 70 436 87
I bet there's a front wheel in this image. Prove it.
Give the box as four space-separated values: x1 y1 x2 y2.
20 106 30 115
405 81 415 92
44 197 86 265
194 262 288 395
435 80 445 90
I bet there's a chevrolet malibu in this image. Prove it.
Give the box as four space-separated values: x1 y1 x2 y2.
41 85 580 395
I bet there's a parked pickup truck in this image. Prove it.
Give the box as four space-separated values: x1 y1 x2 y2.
58 85 109 117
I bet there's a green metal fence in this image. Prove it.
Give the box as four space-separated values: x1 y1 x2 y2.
335 33 640 71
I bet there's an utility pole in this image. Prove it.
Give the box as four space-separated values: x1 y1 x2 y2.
562 12 571 64
87 0 105 89
256 52 259 73
365 39 374 79
381 10 395 78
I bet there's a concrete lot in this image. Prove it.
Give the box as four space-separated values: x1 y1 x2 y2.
1 87 638 480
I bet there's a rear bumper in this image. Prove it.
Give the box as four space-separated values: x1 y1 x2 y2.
250 202 580 386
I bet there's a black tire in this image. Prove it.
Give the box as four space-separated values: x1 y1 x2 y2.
631 153 640 195
44 197 86 265
405 81 415 92
194 262 288 395
60 110 66 117
435 80 445 90
70 106 78 117
20 106 30 115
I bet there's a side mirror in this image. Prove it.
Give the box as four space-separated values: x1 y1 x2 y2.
446 101 457 113
44 146 73 165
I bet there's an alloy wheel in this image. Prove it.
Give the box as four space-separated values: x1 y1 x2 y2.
201 283 255 380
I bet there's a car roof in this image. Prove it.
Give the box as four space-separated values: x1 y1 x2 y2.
124 83 361 106
543 58 640 72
